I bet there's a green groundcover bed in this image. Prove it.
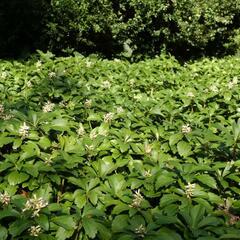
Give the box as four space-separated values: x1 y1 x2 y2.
1 52 240 239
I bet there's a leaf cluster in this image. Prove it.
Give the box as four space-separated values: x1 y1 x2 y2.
0 53 240 239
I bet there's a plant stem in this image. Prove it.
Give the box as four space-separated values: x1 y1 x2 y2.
233 142 237 161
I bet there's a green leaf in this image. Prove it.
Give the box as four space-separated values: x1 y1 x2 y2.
117 235 133 240
196 174 217 189
0 162 13 172
51 216 75 230
23 164 39 177
8 172 29 185
190 204 206 229
112 203 129 215
20 141 40 160
38 136 51 149
112 215 129 232
177 141 192 157
55 227 75 240
82 217 98 238
0 137 13 147
96 222 111 240
0 208 20 220
39 234 56 240
108 174 125 195
220 234 240 239
130 179 143 189
197 237 218 240
156 227 182 240
197 216 221 228
98 156 115 178
119 142 129 153
12 139 22 149
0 226 7 240
9 219 31 237
11 195 26 209
160 194 182 207
150 106 164 116
87 113 101 121
169 133 183 146
232 119 240 142
224 92 232 101
36 214 49 231
130 143 143 154
155 215 178 225
193 198 212 211
88 190 98 205
74 190 87 209
207 192 224 204
50 118 70 131
155 175 175 190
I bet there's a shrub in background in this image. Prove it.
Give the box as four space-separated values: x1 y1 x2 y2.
47 0 116 57
0 0 239 60
46 0 240 60
171 0 240 59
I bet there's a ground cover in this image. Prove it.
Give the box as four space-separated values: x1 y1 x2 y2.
0 53 240 239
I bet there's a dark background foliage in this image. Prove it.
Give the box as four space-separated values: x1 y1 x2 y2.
0 0 240 60
0 0 49 58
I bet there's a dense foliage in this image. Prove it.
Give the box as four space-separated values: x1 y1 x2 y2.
47 0 240 59
1 0 240 59
1 52 240 239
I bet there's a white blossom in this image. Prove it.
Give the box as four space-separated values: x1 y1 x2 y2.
0 105 13 120
117 106 124 114
86 61 92 68
143 170 152 177
130 189 144 208
26 81 32 88
23 195 48 217
1 71 7 79
101 80 111 89
84 99 92 108
144 143 152 154
35 60 42 69
186 91 195 98
2 114 13 120
209 85 218 93
19 122 30 138
29 225 41 237
42 101 55 112
133 94 142 101
228 77 238 89
0 104 4 114
90 129 98 139
0 193 11 205
44 157 53 166
104 112 114 123
232 76 238 84
59 100 67 108
185 182 196 198
181 124 192 134
114 58 121 62
85 144 94 151
129 79 135 86
48 72 56 78
77 123 85 136
135 224 147 238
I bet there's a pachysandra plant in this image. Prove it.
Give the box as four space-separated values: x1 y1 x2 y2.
0 52 240 239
